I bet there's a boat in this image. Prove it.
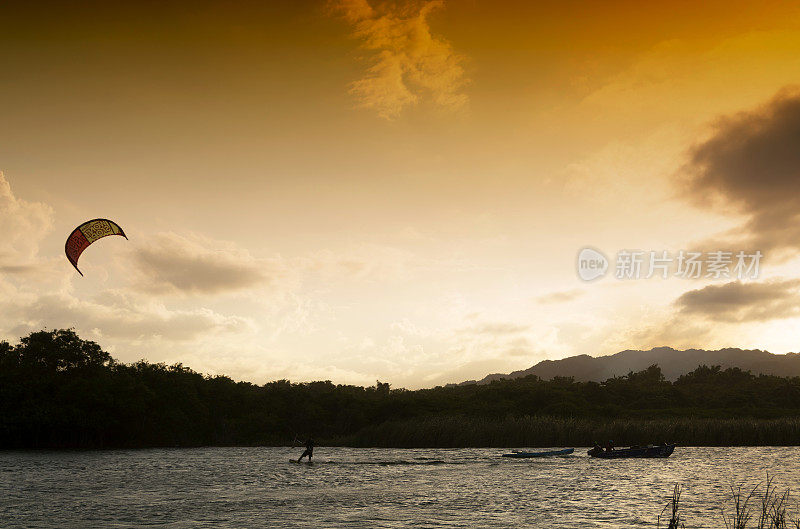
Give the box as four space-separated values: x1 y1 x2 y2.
588 444 675 459
502 448 575 458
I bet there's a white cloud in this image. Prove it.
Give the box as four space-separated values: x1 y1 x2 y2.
1 290 254 342
0 171 54 272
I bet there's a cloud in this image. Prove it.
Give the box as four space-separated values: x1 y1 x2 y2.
1 290 254 342
536 288 584 304
298 243 427 285
331 0 468 119
577 31 800 136
674 279 800 323
131 232 285 295
0 264 39 274
633 279 800 348
322 312 542 388
445 320 535 366
681 88 800 257
0 171 54 272
460 322 530 336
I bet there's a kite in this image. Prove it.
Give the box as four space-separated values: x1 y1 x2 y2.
65 218 128 276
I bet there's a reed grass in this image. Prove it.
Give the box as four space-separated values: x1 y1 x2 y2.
658 484 684 529
331 415 800 447
655 474 800 529
651 475 800 528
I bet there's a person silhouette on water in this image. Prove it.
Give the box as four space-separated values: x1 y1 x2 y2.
297 437 314 462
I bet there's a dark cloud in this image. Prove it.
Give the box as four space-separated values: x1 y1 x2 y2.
131 232 278 295
0 264 38 275
681 88 800 256
674 279 800 322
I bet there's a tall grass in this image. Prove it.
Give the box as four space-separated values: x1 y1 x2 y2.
331 415 800 447
656 475 800 529
658 484 684 529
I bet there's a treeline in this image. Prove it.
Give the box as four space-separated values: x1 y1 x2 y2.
340 416 800 448
2 329 800 449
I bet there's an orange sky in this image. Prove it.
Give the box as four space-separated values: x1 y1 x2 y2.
2 0 800 387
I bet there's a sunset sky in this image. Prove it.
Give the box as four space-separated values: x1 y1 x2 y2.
2 0 800 388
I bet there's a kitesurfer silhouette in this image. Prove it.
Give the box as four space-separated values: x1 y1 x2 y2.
297 437 314 462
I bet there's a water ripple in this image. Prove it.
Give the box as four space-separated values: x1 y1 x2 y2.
1 447 798 528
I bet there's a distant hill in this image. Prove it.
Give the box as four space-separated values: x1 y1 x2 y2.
458 347 800 385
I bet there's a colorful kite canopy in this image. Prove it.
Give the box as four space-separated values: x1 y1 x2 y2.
65 218 128 276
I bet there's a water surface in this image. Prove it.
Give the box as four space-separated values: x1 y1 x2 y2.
1 447 798 528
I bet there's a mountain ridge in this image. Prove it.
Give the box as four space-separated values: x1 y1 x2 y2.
457 347 800 385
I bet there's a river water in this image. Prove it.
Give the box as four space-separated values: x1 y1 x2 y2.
1 446 798 528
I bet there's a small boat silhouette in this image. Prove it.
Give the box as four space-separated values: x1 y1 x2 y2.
502 448 575 458
588 444 675 459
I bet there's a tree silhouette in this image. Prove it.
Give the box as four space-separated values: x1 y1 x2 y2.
2 329 800 449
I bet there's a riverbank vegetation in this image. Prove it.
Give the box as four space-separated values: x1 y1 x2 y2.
3 329 800 449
